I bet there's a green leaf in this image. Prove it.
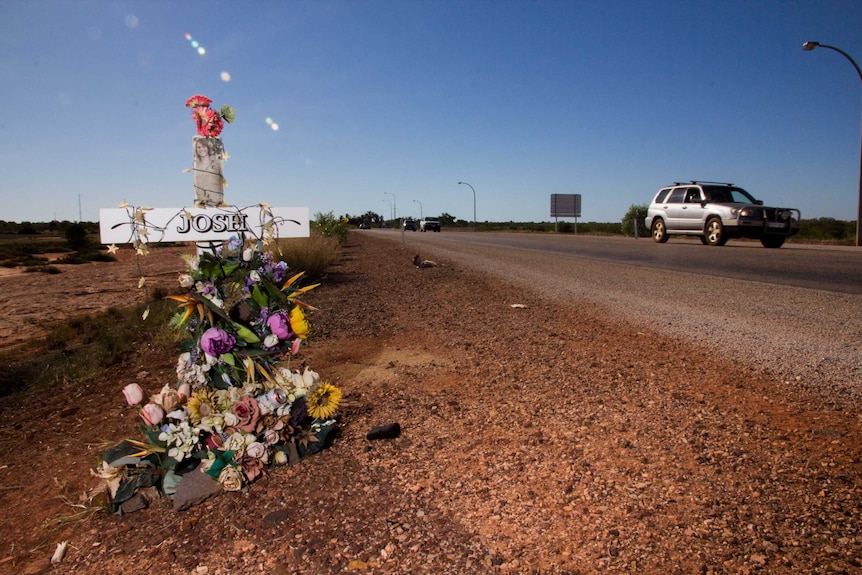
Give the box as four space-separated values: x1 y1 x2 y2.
252 284 268 308
220 352 236 366
221 105 236 124
233 323 260 343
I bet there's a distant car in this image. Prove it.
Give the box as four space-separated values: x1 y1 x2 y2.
403 219 417 231
420 218 441 232
644 181 800 248
358 221 370 229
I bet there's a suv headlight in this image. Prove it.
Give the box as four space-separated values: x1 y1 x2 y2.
739 207 755 217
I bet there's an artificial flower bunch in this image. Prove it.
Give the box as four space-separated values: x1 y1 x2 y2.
97 236 341 512
185 94 235 138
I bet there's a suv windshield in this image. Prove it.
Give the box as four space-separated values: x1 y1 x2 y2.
702 186 757 204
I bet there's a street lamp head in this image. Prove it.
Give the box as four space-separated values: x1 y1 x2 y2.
803 41 820 51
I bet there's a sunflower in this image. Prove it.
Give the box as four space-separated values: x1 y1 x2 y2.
187 389 216 425
306 383 342 420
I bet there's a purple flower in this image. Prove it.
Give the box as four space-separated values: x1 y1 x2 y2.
227 236 243 252
266 310 292 339
200 327 236 356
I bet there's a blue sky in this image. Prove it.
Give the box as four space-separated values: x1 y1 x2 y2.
2 1 861 224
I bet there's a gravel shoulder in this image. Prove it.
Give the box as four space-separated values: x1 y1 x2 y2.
1 232 861 575
383 230 862 402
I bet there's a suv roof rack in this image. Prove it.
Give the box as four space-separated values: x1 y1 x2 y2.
671 181 735 187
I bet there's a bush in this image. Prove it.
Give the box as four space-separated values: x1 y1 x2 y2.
65 223 90 251
310 211 348 245
621 204 649 237
274 229 341 283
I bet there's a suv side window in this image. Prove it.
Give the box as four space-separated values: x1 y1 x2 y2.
654 188 671 203
684 188 702 203
666 188 685 203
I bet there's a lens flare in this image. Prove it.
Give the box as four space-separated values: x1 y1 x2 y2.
220 71 231 82
185 33 206 56
265 118 279 131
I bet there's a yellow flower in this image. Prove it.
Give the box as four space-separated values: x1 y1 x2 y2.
307 383 341 420
289 306 309 339
187 389 215 425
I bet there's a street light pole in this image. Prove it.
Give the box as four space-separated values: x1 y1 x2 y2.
803 41 862 246
413 199 423 220
382 199 392 222
458 181 477 232
384 192 397 221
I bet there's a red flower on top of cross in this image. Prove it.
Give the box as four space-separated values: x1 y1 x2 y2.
185 94 236 138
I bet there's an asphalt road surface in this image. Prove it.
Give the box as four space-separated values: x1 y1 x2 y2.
380 229 862 295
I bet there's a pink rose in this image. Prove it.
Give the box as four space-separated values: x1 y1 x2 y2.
122 383 144 406
230 395 260 432
140 403 165 426
177 383 191 400
266 311 292 339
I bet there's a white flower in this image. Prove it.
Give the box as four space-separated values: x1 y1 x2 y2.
223 431 247 458
249 270 261 283
198 412 225 433
302 367 320 387
264 334 279 348
246 441 267 461
158 421 200 462
263 429 279 446
242 248 254 262
218 465 244 491
166 409 188 422
178 274 195 288
223 412 239 428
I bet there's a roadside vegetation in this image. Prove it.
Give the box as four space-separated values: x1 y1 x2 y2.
0 212 349 398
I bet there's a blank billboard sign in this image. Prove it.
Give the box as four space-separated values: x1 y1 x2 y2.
550 194 581 218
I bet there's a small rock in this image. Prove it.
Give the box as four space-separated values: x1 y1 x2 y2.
367 422 401 440
173 470 222 512
263 509 291 528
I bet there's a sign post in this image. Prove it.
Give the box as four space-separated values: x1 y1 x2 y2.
550 194 582 233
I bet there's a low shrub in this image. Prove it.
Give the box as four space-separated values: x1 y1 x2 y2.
274 229 341 283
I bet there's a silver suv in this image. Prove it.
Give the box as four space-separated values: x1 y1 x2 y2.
644 181 800 248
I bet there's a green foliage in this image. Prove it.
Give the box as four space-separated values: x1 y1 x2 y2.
0 299 178 397
310 211 348 245
621 204 649 237
65 223 90 251
795 218 855 243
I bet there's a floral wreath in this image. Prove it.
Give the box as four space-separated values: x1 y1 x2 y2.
96 236 342 512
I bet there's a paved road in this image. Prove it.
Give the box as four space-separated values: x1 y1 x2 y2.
375 229 862 295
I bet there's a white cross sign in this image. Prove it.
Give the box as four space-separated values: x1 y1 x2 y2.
99 205 310 245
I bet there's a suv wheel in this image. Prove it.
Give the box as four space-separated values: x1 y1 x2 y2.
651 218 669 243
704 217 726 246
761 236 785 248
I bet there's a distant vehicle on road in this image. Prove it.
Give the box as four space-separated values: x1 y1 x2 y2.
403 219 417 231
358 220 370 230
644 181 800 248
420 218 441 232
